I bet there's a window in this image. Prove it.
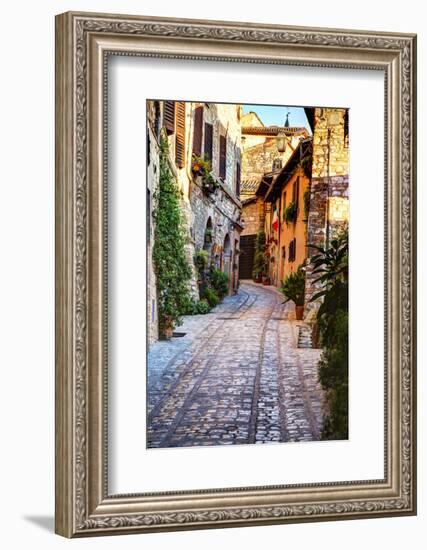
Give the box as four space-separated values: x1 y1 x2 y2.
147 129 151 166
289 238 297 262
163 100 175 135
153 101 161 139
272 158 282 172
292 177 300 210
175 102 186 168
219 134 227 180
204 122 213 162
192 105 204 157
147 189 151 243
344 109 349 141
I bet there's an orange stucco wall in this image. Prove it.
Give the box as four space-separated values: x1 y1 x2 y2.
266 167 310 287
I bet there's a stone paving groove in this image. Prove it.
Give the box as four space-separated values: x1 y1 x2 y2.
147 282 325 448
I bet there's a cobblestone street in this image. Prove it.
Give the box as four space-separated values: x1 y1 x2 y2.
147 282 325 448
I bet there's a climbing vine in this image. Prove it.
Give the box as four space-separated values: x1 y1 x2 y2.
152 137 192 336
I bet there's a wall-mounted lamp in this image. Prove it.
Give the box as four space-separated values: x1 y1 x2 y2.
276 133 287 153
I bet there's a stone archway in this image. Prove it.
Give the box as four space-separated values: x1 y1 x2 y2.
223 233 231 281
203 217 213 257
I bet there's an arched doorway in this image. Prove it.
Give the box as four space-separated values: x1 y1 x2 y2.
223 234 231 282
203 217 213 256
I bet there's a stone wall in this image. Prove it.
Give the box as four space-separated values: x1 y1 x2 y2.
303 106 349 320
311 107 349 178
203 103 241 196
241 197 264 237
242 137 291 181
146 101 243 346
146 121 160 346
189 103 242 294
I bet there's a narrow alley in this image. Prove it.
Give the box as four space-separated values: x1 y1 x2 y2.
147 282 324 448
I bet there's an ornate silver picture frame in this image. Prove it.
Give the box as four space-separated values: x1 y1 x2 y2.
55 11 417 537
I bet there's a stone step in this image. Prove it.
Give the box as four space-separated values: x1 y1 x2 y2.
297 325 313 349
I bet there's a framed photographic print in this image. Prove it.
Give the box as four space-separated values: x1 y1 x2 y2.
55 11 417 537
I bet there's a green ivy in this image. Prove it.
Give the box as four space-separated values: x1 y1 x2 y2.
152 137 192 335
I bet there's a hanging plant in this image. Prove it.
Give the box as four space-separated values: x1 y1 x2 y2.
284 201 297 224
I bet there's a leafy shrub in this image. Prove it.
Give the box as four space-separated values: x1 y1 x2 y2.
309 227 348 440
208 268 229 299
280 265 305 306
195 299 211 314
181 298 211 315
202 287 220 308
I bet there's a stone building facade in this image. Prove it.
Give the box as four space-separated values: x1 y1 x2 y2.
189 102 243 292
303 107 349 319
263 138 312 287
257 107 349 322
238 111 308 279
146 100 243 347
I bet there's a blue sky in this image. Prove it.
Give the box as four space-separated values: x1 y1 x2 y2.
242 104 311 132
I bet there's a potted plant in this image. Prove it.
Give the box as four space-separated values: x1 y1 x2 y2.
191 155 210 176
252 230 266 283
280 264 306 320
161 315 175 339
192 155 219 194
262 274 271 286
253 270 263 284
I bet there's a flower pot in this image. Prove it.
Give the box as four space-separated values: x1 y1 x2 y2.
163 326 174 339
253 275 262 284
295 305 304 320
161 316 174 340
262 276 271 286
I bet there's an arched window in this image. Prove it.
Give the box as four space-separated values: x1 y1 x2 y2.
223 234 231 277
203 217 213 251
